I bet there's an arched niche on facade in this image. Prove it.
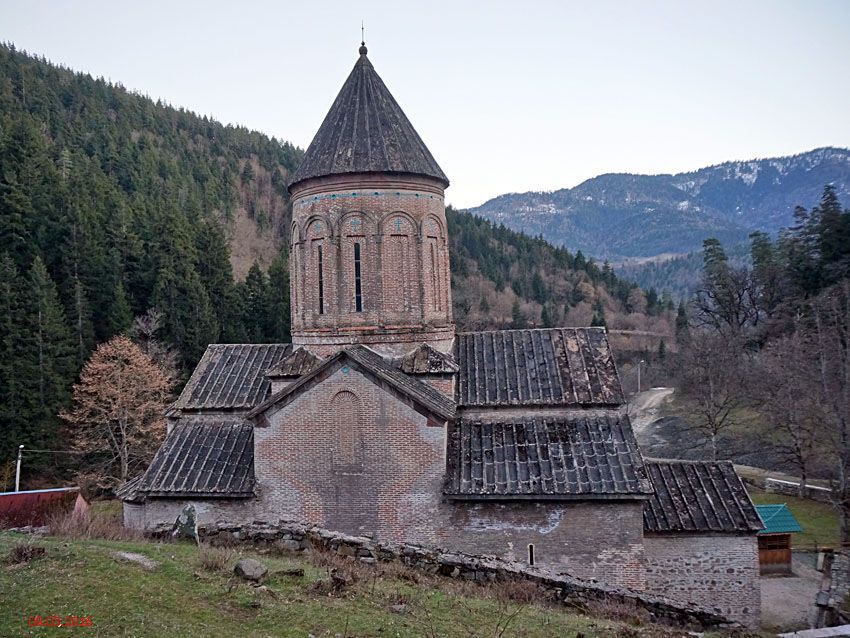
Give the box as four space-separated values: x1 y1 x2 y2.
422 214 449 314
331 390 362 468
380 211 418 314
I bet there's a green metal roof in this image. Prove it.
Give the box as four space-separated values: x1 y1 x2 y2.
755 504 803 535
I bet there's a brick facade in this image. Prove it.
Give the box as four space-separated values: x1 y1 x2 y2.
644 534 760 628
290 173 453 358
249 365 646 590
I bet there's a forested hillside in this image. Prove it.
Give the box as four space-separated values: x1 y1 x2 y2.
616 243 751 300
0 44 669 471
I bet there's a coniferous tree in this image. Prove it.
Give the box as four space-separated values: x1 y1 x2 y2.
107 282 134 336
239 262 271 341
0 253 26 456
21 256 75 452
266 251 291 342
511 299 528 329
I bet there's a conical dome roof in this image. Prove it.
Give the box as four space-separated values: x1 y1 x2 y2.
288 46 449 190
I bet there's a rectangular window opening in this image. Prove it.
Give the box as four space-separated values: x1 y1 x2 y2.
317 244 324 315
354 242 363 312
527 544 535 566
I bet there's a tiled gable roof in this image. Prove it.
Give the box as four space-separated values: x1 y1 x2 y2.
455 328 624 408
396 343 458 374
248 344 456 422
130 418 255 497
266 347 323 378
444 415 651 499
173 344 291 411
289 49 448 190
643 459 763 534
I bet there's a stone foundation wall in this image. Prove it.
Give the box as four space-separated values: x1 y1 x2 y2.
148 519 735 631
124 498 256 530
644 533 760 628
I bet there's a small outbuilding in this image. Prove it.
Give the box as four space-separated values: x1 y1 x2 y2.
755 503 803 575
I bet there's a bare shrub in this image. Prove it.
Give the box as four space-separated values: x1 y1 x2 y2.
308 567 357 596
5 542 46 565
375 558 422 584
196 545 235 572
490 578 547 604
584 597 650 626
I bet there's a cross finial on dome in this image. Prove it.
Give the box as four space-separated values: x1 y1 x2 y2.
359 21 367 55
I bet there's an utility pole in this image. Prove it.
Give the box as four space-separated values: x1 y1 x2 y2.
637 359 645 394
15 445 24 492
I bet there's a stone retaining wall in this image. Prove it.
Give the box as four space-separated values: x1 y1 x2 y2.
765 478 833 503
150 519 737 631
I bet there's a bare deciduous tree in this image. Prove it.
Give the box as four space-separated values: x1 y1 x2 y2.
810 281 850 543
753 325 820 495
677 330 749 461
131 307 179 381
61 335 172 484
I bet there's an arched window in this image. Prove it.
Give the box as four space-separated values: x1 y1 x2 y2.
317 244 324 314
332 390 361 466
354 242 363 312
306 218 328 316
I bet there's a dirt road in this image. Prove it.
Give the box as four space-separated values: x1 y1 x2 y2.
628 387 674 446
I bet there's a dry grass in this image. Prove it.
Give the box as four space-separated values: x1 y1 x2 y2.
195 545 235 572
46 501 143 541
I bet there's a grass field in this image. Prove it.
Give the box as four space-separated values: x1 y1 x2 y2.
0 532 710 638
748 488 840 550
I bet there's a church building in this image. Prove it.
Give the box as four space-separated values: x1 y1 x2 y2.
120 43 763 627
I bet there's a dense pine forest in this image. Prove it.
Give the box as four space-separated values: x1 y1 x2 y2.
0 44 663 474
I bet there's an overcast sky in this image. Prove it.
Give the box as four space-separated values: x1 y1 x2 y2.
4 0 850 207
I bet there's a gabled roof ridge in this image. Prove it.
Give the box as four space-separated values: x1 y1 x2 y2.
644 457 735 466
396 342 459 374
457 327 608 336
265 347 324 378
247 344 455 421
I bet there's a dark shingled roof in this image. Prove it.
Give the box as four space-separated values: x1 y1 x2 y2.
173 344 292 411
444 415 652 500
643 460 763 534
132 418 255 497
397 343 458 375
288 47 449 190
266 347 323 378
249 344 456 422
455 328 624 408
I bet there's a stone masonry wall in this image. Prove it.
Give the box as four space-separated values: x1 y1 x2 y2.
147 519 736 631
644 533 760 628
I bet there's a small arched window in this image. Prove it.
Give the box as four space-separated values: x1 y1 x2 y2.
354 242 363 312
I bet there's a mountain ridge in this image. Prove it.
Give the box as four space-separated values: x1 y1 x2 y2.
467 147 850 260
